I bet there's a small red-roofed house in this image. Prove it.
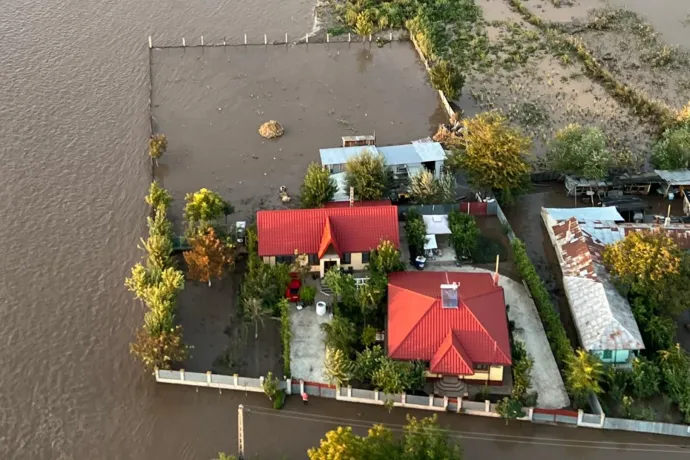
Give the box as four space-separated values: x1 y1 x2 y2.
387 271 511 384
257 205 400 277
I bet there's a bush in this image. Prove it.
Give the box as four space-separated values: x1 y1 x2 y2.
273 389 286 410
651 124 690 170
404 209 427 261
344 149 392 201
262 371 280 402
546 124 611 180
511 239 574 370
299 285 316 306
496 396 526 424
322 316 357 355
429 60 465 100
448 210 480 260
279 299 292 377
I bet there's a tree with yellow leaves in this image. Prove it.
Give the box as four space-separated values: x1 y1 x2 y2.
603 230 681 293
565 349 604 409
446 111 531 197
183 227 234 286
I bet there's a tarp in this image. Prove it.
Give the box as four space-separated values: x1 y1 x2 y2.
654 169 690 185
543 207 624 222
424 234 438 250
423 214 451 234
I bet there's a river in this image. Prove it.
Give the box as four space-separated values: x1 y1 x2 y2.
0 0 687 459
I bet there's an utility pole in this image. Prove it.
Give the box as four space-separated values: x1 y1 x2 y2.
238 404 245 460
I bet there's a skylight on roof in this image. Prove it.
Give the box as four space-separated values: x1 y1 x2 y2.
441 283 459 308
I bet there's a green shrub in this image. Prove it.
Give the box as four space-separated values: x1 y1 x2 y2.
299 285 316 306
511 239 574 371
448 210 480 260
651 124 690 170
546 124 611 180
273 389 286 410
279 299 292 377
429 60 465 100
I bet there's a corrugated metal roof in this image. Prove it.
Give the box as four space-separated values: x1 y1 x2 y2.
320 142 445 166
423 215 451 235
541 209 645 352
430 331 473 375
544 207 624 222
387 272 511 375
256 206 399 257
654 169 690 185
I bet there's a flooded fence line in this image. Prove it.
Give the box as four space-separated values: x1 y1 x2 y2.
147 32 403 50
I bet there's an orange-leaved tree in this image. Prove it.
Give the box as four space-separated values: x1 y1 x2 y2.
183 227 234 286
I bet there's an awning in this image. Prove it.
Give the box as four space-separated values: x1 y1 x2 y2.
424 234 438 250
423 215 451 234
654 169 690 186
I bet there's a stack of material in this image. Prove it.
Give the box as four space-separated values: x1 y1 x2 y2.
258 120 284 139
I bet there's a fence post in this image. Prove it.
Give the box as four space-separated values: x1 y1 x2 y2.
201 35 204 46
428 395 434 407
327 33 329 43
179 369 185 381
348 33 351 43
223 37 226 46
234 374 239 387
182 37 186 47
259 376 265 388
577 409 583 425
286 378 292 395
264 34 267 45
401 393 406 407
369 34 372 42
306 33 308 44
148 36 152 49
206 371 212 386
300 380 305 395
443 396 449 410
528 407 534 421
456 397 462 413
154 368 160 380
484 400 490 412
244 34 247 45
285 32 288 44
374 390 379 402
389 32 392 41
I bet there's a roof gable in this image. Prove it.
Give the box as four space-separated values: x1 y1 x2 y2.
430 332 474 375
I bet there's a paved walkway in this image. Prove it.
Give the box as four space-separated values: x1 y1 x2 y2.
426 265 570 409
289 289 331 382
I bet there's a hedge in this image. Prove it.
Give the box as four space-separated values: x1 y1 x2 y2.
279 300 292 378
511 238 574 371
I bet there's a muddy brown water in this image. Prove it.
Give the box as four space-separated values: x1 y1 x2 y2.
1 0 688 457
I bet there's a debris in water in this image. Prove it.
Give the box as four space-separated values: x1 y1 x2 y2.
258 120 284 139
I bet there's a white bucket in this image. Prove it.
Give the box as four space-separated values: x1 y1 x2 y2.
316 301 327 316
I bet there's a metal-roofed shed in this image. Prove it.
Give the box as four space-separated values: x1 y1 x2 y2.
655 169 690 186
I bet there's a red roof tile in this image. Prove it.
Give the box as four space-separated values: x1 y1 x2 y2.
257 206 399 257
387 272 511 376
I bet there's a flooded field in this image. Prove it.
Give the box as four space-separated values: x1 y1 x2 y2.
151 41 445 226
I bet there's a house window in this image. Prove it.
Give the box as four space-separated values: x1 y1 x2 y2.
362 252 370 263
602 350 613 360
342 253 352 264
276 254 293 264
474 364 489 371
308 254 318 265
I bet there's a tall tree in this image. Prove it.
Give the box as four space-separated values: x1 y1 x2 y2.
183 188 231 230
495 397 526 425
129 325 188 372
603 231 682 296
324 347 352 388
300 162 337 208
546 124 611 180
410 170 456 204
145 180 172 210
404 209 427 260
148 133 168 166
565 349 604 407
183 227 234 286
345 149 391 201
244 296 269 339
447 210 479 259
429 60 465 100
321 316 357 355
369 240 404 274
401 415 462 460
446 111 531 195
262 371 280 401
651 124 690 170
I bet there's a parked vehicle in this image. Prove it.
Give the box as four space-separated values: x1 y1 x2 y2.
285 277 302 302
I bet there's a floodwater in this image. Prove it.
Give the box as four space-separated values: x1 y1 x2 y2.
0 0 687 458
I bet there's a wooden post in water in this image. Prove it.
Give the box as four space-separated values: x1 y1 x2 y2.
348 32 351 42
264 34 267 45
148 36 152 49
306 33 308 44
285 32 288 44
327 33 329 43
244 33 247 45
238 405 245 460
389 32 392 41
223 37 226 46
182 37 186 47
201 35 204 46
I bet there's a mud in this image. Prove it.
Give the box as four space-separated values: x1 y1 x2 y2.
150 42 445 228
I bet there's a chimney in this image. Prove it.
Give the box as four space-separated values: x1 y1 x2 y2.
441 282 459 309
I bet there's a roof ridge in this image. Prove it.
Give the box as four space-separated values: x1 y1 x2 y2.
461 291 512 364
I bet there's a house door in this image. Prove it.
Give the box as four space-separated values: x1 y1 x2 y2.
323 260 338 277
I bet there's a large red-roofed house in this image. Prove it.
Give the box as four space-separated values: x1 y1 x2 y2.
257 205 400 277
387 271 511 384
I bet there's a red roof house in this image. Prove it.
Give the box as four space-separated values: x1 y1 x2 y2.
387 272 511 381
257 205 399 277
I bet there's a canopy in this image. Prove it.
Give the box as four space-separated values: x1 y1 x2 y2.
423 215 451 235
424 234 438 250
654 169 690 186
